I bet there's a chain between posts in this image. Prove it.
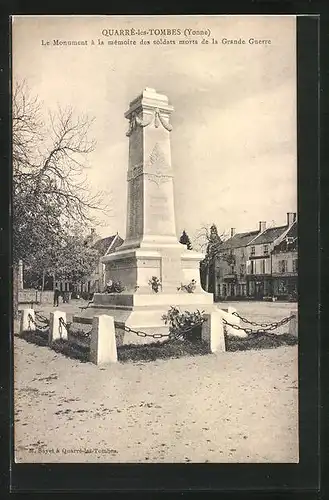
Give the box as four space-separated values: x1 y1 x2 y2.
28 313 49 331
123 325 170 339
35 312 49 325
122 320 205 340
232 311 294 329
28 312 295 339
79 300 94 311
223 314 296 335
59 316 93 338
59 317 71 337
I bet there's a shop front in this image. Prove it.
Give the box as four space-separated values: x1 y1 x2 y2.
272 274 298 300
247 275 273 299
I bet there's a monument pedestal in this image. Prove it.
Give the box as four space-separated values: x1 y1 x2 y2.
74 290 215 345
75 245 216 345
76 88 215 344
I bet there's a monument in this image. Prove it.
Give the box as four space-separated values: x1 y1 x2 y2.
77 88 215 343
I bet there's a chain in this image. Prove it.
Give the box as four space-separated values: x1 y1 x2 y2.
79 300 94 311
232 311 294 329
59 317 67 328
27 310 295 340
223 314 295 335
122 320 205 340
123 325 170 339
27 313 49 331
77 327 93 338
35 312 49 325
59 317 71 331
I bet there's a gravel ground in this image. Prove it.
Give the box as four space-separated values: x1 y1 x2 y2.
14 299 298 464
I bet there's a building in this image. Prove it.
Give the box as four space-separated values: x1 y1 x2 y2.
215 227 259 299
84 233 123 293
271 222 298 299
215 213 297 300
54 232 123 294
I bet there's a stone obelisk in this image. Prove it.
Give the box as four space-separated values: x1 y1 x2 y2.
78 88 214 343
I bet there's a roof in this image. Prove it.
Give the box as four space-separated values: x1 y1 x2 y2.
92 234 123 255
284 221 297 239
272 222 298 253
218 220 298 252
247 225 288 245
219 230 259 251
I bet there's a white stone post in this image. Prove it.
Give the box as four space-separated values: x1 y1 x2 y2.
20 308 35 334
216 307 248 338
202 311 226 353
49 310 68 344
289 310 298 337
90 315 117 365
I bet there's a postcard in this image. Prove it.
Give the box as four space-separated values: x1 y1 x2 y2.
12 14 298 464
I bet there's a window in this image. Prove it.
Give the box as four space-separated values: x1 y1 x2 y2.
279 260 287 273
260 259 266 274
230 265 235 274
278 280 288 294
251 261 255 274
293 259 298 272
264 244 269 255
251 246 255 256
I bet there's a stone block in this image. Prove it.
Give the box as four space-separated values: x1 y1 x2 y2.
216 307 248 338
90 315 117 365
202 311 226 353
49 310 68 344
20 308 35 333
289 310 298 337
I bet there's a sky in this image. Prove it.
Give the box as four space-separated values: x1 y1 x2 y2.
12 15 297 244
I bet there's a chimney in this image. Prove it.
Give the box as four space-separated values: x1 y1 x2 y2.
259 221 266 233
230 228 236 237
287 212 296 226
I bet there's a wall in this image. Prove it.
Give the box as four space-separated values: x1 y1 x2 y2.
18 289 54 304
216 246 248 298
247 242 274 258
247 257 271 275
272 250 298 274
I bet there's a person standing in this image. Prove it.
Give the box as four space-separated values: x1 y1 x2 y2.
53 286 60 307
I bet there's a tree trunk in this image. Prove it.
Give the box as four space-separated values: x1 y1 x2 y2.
40 269 46 304
13 263 19 319
213 264 217 300
205 265 209 292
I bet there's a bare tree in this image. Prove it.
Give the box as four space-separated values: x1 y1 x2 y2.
12 80 110 315
193 224 227 293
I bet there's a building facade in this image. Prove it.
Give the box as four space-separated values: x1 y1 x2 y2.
215 213 297 301
215 228 259 299
271 222 298 299
54 233 123 294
